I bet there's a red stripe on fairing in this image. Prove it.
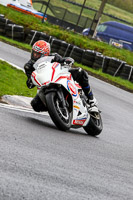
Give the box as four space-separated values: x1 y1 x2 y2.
42 81 50 85
32 72 41 86
75 83 81 89
55 75 72 82
51 62 59 81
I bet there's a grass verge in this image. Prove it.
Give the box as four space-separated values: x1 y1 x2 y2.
0 60 36 97
76 63 133 93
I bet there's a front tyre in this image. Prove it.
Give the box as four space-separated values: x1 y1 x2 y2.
83 112 103 136
45 91 72 131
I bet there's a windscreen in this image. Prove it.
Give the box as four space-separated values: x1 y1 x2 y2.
33 56 54 70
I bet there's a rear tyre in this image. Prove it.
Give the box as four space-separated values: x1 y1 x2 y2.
83 112 103 136
45 91 72 131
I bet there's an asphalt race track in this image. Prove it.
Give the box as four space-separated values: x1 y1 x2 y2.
0 41 133 200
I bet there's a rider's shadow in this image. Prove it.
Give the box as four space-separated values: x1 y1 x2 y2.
26 116 56 130
68 129 99 137
25 116 88 136
17 114 99 137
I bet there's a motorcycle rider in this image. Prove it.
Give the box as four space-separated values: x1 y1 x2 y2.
24 40 97 112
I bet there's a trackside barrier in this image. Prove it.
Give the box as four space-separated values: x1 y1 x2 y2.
0 14 133 83
64 43 70 57
30 30 37 45
128 66 133 81
113 61 126 77
4 24 24 42
120 64 133 81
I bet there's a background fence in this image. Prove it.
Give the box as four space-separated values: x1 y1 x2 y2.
32 0 133 33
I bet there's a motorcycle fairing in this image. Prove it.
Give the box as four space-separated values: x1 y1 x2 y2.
31 60 90 127
67 80 78 97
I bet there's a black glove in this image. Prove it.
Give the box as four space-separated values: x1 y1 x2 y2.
26 78 35 89
24 60 35 78
51 54 65 63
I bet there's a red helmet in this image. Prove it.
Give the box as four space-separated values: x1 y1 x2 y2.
31 40 50 61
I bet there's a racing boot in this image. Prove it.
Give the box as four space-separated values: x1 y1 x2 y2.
82 85 98 108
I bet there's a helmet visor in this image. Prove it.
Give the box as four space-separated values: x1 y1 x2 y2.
31 50 42 61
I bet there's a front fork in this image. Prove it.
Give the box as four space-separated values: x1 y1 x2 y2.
38 86 71 111
56 88 67 108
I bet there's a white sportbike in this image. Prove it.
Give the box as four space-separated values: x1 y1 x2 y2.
31 56 103 136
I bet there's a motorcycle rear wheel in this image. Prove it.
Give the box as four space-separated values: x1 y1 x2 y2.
83 112 103 136
45 91 72 131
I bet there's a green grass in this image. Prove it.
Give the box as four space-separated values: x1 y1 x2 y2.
1 5 133 66
0 35 31 51
0 60 36 97
0 40 133 96
0 5 133 95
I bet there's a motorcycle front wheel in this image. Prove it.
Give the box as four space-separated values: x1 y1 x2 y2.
45 91 72 131
83 112 103 136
